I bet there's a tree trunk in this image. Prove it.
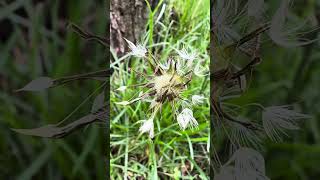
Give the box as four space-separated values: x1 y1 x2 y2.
110 0 158 56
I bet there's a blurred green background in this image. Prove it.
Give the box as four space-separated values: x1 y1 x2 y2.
0 0 107 179
223 0 320 179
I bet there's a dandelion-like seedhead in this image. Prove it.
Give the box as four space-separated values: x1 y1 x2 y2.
177 108 199 130
124 38 147 58
116 39 208 137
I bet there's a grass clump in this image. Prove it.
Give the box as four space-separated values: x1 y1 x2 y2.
110 0 210 179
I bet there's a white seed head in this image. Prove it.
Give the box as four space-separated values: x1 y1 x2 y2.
192 95 206 105
151 72 184 102
153 73 180 93
115 43 207 138
177 48 197 62
177 108 198 130
139 118 154 138
124 38 147 58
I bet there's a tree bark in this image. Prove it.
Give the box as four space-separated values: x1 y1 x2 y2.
110 0 158 56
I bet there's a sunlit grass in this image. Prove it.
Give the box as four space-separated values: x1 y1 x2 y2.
110 0 210 179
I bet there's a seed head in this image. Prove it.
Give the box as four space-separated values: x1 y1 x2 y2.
124 38 147 58
116 41 208 138
192 95 205 105
139 118 154 138
177 108 199 130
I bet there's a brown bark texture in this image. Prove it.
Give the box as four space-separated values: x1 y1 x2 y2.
110 0 158 56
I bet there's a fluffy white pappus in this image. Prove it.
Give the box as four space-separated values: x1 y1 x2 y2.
177 108 198 130
176 48 197 62
139 118 154 138
124 38 147 58
192 95 206 105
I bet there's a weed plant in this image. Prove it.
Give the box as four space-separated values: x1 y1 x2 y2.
110 0 210 179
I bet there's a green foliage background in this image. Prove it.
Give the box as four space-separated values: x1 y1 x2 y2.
221 0 320 179
0 0 107 179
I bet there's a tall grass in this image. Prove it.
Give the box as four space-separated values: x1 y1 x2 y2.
110 0 210 179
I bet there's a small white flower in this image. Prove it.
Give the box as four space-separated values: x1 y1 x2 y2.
192 95 206 105
124 38 147 58
176 48 197 63
139 118 154 138
116 86 127 92
177 108 198 130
